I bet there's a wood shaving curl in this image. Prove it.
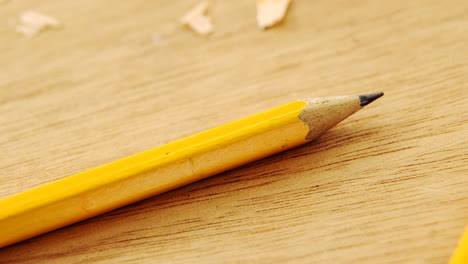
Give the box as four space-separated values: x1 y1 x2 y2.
16 10 61 37
181 1 213 36
256 0 291 29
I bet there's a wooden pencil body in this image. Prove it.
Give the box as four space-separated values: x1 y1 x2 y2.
449 226 468 264
0 96 361 248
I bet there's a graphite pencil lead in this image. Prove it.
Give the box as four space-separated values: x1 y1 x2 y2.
359 92 384 106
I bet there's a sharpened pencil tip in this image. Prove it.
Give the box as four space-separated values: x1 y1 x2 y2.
359 92 384 106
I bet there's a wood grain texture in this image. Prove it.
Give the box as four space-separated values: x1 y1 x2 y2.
0 0 467 263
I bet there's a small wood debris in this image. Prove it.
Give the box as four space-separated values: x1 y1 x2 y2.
16 10 61 37
256 0 291 29
181 1 213 36
152 32 167 46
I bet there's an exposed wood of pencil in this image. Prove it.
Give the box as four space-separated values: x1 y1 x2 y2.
0 0 467 263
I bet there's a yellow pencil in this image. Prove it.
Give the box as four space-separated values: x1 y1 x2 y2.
449 225 468 264
0 93 383 248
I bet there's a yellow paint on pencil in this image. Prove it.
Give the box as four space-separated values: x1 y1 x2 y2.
0 95 365 248
449 225 468 264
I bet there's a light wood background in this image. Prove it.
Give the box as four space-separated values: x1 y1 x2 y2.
1 0 467 263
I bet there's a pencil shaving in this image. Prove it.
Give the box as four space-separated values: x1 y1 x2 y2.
16 10 61 37
256 0 291 29
181 1 213 36
152 32 167 46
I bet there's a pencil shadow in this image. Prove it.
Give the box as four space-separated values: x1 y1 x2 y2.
0 118 385 263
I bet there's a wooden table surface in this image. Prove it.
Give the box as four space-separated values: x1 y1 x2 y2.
1 0 467 263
